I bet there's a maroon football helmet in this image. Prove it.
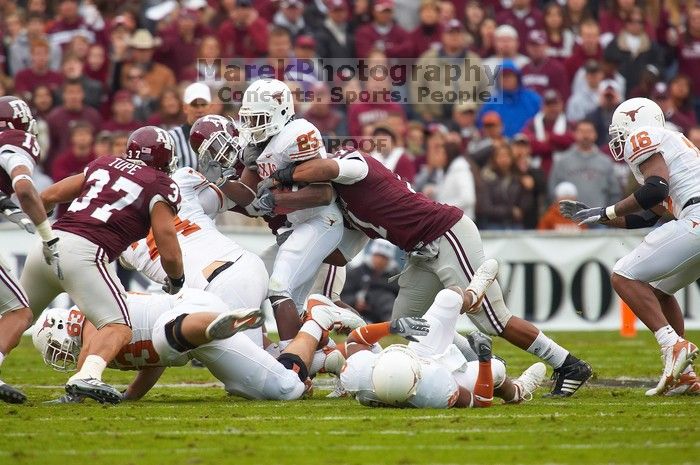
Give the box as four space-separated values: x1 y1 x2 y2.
0 95 37 134
126 126 177 174
189 115 244 169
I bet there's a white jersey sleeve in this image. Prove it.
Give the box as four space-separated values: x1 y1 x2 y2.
120 238 167 284
624 126 700 218
257 119 326 178
0 148 34 177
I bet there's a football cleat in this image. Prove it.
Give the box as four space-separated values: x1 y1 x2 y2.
545 357 592 397
508 362 547 403
306 294 366 333
0 379 26 404
663 371 700 397
65 378 122 404
464 259 499 313
646 339 699 396
205 308 265 340
467 331 493 363
326 376 348 398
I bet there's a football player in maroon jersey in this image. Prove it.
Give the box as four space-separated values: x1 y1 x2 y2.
263 149 593 397
0 96 61 404
18 126 184 404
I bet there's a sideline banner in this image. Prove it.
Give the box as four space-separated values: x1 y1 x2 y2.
2 227 698 330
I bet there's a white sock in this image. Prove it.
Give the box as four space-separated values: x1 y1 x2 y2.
299 320 323 342
68 355 107 382
0 352 5 367
654 325 679 347
526 332 569 369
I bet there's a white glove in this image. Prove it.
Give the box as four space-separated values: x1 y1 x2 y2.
389 317 430 340
42 238 63 280
0 195 35 234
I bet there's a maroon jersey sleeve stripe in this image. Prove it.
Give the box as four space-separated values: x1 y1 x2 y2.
0 266 29 308
94 247 131 327
443 230 504 334
323 265 337 297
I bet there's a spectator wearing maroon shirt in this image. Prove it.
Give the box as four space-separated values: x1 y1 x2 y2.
47 0 98 51
565 19 603 80
370 125 416 183
521 30 570 100
147 87 186 130
302 82 346 137
45 79 102 172
84 43 109 84
354 0 412 58
495 0 543 54
121 66 157 122
474 17 497 58
653 82 695 134
667 74 698 127
676 4 700 107
599 0 655 44
409 0 443 58
101 90 142 133
13 39 63 101
564 0 594 35
315 0 354 59
156 9 209 82
120 30 176 101
603 7 664 97
60 53 104 109
523 90 575 176
542 3 575 63
464 0 486 43
52 120 95 183
411 19 484 122
217 0 269 60
346 63 406 136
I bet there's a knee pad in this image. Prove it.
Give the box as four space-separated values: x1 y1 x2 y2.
164 313 196 352
277 352 309 381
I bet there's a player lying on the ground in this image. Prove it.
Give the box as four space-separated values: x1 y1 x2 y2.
561 97 699 396
258 147 590 397
0 96 61 404
280 260 547 408
30 289 307 403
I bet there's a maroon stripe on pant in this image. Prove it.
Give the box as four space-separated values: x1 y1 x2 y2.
0 266 29 308
94 247 131 327
443 230 504 334
323 265 336 297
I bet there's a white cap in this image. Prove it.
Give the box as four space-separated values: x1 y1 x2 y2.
555 182 578 199
183 82 212 104
494 24 518 39
145 0 178 21
370 239 395 259
598 79 623 97
185 0 208 9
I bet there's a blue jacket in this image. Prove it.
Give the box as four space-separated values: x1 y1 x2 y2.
477 60 542 137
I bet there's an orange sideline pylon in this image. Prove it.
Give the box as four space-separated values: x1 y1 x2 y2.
620 301 637 337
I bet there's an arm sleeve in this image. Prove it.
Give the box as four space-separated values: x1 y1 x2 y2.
199 184 236 217
332 157 369 184
0 150 34 176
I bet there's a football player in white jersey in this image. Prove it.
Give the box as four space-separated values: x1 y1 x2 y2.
30 289 312 403
560 97 700 396
280 260 547 408
222 78 344 348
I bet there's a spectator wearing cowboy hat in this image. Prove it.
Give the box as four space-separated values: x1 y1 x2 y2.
119 29 176 100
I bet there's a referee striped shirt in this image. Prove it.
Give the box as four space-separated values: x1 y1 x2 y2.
169 124 198 170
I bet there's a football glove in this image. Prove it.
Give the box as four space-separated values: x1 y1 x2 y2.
271 164 296 186
249 187 276 216
241 144 262 170
42 238 63 280
162 275 185 295
389 317 430 339
275 229 293 246
0 194 35 234
257 176 276 193
559 200 607 225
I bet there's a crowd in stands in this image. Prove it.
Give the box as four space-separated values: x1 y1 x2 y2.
1 0 699 233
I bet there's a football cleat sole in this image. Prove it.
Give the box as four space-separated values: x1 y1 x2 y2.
0 380 27 404
65 378 122 405
205 308 264 340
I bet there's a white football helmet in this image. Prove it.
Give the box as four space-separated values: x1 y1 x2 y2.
609 97 665 161
238 79 295 144
371 345 422 406
32 308 85 372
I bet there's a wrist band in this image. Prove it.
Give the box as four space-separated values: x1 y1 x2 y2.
169 275 185 288
605 205 617 220
36 219 56 243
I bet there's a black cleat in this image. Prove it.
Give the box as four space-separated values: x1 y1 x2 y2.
545 357 592 397
0 379 26 404
65 378 122 404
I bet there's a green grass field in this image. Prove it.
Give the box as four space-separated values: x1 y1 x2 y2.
2 331 699 465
